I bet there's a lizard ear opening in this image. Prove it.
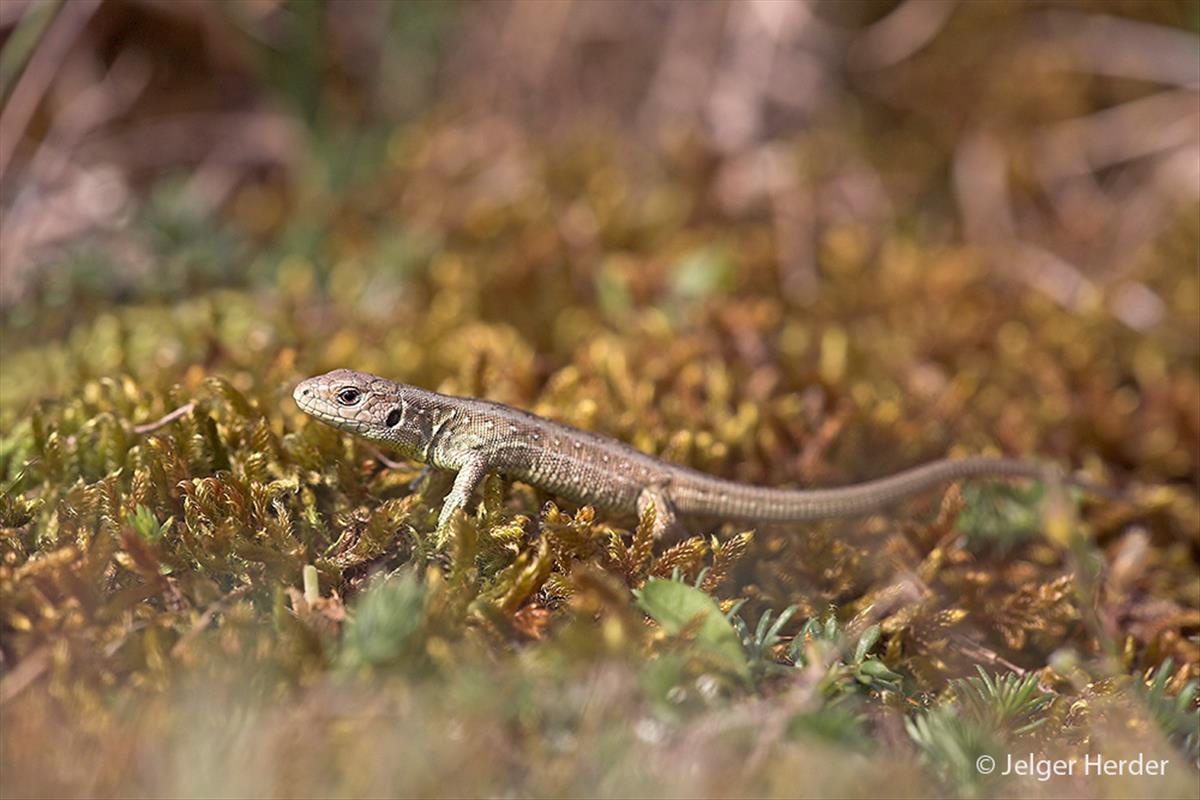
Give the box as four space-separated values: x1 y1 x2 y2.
385 408 402 428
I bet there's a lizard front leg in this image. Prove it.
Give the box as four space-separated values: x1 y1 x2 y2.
436 451 491 544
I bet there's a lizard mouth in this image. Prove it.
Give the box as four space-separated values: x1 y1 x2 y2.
293 380 340 423
293 378 376 436
292 381 319 413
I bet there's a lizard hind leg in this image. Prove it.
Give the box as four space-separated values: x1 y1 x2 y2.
636 486 688 542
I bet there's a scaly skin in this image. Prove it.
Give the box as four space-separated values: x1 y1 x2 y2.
293 369 1099 537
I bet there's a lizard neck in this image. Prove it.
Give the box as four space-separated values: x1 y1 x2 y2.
383 387 479 470
351 385 440 465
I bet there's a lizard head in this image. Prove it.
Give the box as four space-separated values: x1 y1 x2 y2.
294 369 409 444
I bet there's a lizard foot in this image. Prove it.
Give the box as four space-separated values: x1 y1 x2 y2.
637 487 688 543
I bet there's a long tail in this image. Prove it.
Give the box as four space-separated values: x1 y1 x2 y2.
670 457 1113 521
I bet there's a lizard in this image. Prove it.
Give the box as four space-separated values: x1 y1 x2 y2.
293 368 1111 540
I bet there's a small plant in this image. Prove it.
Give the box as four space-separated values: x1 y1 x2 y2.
723 604 906 693
906 705 1001 797
788 611 904 695
907 668 1054 795
956 482 1046 550
337 570 429 673
786 696 873 752
1137 658 1200 766
949 666 1053 737
634 576 750 682
732 604 800 681
128 504 172 543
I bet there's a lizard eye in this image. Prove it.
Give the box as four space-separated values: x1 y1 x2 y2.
336 387 362 406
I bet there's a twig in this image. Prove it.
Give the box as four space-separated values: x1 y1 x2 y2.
1038 10 1200 89
0 0 101 179
170 583 254 658
133 402 195 435
848 0 957 71
952 634 1026 675
367 444 406 471
0 645 51 706
1034 90 1199 182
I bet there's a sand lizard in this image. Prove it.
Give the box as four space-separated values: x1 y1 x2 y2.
294 369 1107 539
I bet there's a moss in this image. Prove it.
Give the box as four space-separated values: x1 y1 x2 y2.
1 119 1197 797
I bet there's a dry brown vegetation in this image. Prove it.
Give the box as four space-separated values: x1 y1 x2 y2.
1 2 1197 797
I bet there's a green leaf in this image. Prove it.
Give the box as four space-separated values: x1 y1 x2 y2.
635 578 749 680
857 658 902 682
854 624 881 664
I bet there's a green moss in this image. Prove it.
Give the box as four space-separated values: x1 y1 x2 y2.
2 116 1197 798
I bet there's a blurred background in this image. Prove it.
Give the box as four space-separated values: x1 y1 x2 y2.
3 0 1196 325
1 1 1198 797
